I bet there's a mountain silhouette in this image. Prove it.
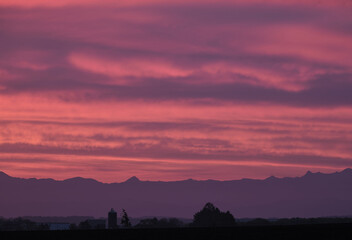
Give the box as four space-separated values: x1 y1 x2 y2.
124 176 141 184
0 169 351 218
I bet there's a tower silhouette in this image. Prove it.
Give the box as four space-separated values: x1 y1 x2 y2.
108 208 117 229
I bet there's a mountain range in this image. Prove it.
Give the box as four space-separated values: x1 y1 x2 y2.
1 169 351 219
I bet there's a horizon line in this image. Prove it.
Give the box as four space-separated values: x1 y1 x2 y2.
1 168 351 184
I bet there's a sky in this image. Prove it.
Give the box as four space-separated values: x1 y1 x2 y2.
0 0 352 182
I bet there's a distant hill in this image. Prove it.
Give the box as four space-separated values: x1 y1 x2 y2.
0 169 351 218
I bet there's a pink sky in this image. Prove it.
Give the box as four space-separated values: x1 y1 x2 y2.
0 0 352 182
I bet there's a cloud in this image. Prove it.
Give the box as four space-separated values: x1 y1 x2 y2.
2 0 352 8
1 0 352 180
1 3 351 101
69 53 193 83
0 142 351 167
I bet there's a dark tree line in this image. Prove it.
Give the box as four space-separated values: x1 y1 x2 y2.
3 202 350 231
240 217 352 226
135 218 184 228
0 203 236 231
0 218 49 231
135 202 235 228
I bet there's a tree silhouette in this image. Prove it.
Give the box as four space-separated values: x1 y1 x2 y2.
192 202 236 227
121 209 132 227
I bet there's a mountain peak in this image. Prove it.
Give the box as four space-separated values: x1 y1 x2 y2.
339 168 352 175
63 177 99 184
0 171 10 178
341 168 352 173
265 176 278 181
124 176 140 183
303 170 313 177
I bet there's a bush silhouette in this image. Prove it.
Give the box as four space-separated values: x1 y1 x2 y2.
78 220 91 230
135 217 183 228
192 202 236 227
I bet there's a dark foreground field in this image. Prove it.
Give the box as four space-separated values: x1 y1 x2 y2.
1 223 352 240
